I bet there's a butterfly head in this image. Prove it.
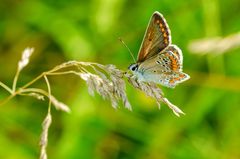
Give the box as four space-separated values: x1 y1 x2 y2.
128 63 139 72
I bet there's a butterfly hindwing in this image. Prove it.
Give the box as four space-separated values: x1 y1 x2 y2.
157 48 181 72
137 11 171 62
156 48 189 87
158 72 190 88
139 48 181 74
138 47 189 88
164 45 183 66
139 68 189 88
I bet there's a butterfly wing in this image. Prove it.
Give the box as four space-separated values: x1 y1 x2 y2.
137 11 171 63
160 45 183 71
138 45 189 87
165 45 183 67
166 72 189 88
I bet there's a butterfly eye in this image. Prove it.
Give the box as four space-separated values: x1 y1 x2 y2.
129 64 138 71
132 66 137 71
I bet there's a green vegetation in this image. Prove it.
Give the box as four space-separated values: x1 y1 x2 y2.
0 0 240 159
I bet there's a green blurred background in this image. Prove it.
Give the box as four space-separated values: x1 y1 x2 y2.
1 0 240 159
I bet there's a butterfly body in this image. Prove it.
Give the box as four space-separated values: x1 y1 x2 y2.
129 11 190 88
129 45 189 88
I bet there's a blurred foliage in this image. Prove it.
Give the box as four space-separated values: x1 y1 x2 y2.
1 0 240 159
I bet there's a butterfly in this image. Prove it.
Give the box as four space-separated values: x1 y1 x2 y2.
128 11 190 88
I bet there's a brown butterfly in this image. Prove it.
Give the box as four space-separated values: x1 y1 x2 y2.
128 11 190 88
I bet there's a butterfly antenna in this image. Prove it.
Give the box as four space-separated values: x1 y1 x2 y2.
118 37 136 63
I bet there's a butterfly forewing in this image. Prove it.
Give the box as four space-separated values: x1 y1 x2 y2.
137 11 171 62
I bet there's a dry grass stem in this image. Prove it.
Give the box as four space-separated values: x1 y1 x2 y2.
40 75 53 159
0 47 188 159
162 98 185 117
125 73 184 116
0 81 12 94
12 47 34 92
18 88 71 113
1 55 185 115
18 47 34 71
39 113 52 159
188 32 240 55
21 92 45 101
49 96 71 113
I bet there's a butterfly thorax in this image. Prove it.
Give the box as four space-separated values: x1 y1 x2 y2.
128 63 147 81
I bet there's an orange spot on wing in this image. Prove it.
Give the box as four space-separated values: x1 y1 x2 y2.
172 66 178 71
164 39 168 44
159 22 163 27
168 55 179 71
169 55 174 61
170 77 181 84
169 79 175 84
165 52 170 56
179 74 185 78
